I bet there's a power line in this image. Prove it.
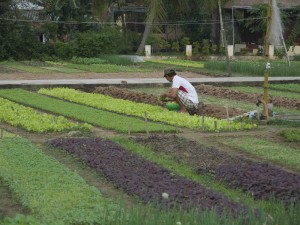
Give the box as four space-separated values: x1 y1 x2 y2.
0 16 268 26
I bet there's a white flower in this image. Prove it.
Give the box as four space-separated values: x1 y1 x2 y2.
176 222 182 225
162 192 169 199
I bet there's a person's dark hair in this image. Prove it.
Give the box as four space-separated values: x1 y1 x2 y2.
164 68 176 77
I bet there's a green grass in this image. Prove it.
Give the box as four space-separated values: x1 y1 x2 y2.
270 83 300 93
0 62 53 73
218 137 300 171
280 129 300 142
204 60 300 77
226 86 300 100
60 62 154 73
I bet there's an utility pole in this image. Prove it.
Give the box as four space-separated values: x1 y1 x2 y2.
218 0 231 76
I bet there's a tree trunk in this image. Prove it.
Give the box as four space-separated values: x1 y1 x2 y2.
136 23 152 55
211 10 220 46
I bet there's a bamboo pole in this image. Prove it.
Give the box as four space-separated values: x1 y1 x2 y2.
263 0 272 119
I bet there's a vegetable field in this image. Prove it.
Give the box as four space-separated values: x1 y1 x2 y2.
0 59 299 225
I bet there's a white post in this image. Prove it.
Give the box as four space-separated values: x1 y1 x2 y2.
269 45 274 59
186 45 192 57
145 45 151 57
227 45 234 58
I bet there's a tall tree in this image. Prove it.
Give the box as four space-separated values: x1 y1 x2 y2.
136 0 166 54
203 0 232 45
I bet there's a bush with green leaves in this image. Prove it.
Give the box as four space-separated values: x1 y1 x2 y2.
72 27 124 57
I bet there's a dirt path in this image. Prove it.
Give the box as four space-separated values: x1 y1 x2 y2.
0 70 209 80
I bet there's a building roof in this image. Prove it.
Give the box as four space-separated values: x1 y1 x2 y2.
225 0 300 9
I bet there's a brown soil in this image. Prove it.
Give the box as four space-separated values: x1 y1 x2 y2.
196 84 300 110
0 69 208 80
93 86 247 119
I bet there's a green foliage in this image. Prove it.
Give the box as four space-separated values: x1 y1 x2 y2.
53 41 74 60
280 129 300 142
71 56 107 65
1 215 42 225
204 60 300 77
0 97 91 132
38 87 256 132
274 48 286 59
219 137 300 171
72 27 124 57
0 89 175 133
146 34 170 52
180 37 190 50
0 137 118 224
192 41 200 55
202 39 210 55
171 41 180 52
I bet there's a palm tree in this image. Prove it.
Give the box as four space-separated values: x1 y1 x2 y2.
136 0 166 54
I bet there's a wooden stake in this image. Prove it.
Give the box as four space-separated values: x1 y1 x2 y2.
214 121 218 130
226 105 230 130
202 115 205 130
241 120 244 130
0 128 3 138
128 124 131 136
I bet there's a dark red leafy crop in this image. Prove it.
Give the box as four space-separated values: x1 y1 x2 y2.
215 163 300 205
132 135 300 206
49 137 247 216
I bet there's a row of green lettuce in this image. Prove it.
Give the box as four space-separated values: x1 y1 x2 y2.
0 89 175 133
37 88 257 131
0 97 91 132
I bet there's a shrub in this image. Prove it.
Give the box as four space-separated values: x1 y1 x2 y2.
72 27 124 57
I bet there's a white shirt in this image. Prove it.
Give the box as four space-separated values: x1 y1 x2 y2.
172 75 199 104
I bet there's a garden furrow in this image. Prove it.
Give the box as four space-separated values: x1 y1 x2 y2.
0 88 175 133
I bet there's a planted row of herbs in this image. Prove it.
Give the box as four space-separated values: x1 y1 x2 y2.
131 135 300 206
0 97 90 132
38 87 256 131
0 89 175 133
0 137 119 224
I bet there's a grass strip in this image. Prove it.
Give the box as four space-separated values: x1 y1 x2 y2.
218 137 300 171
55 62 153 73
0 97 91 132
226 86 300 100
204 60 300 77
111 137 300 225
270 83 300 93
0 137 118 224
146 58 204 68
0 89 175 133
0 61 53 73
38 88 256 131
